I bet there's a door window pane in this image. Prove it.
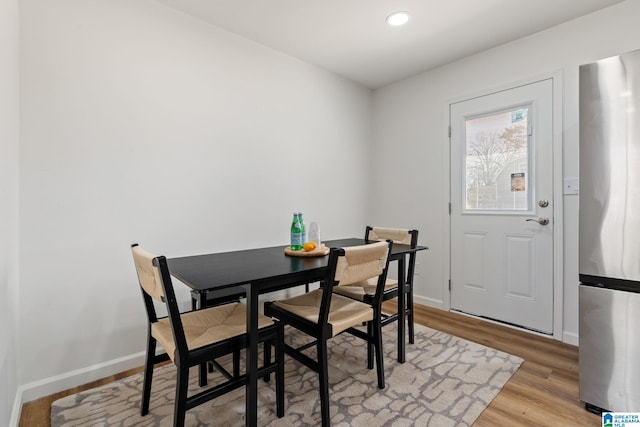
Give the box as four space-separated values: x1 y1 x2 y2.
464 107 530 211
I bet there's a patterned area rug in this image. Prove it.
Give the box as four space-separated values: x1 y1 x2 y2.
51 323 522 426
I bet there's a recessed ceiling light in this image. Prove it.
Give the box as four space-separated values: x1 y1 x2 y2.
386 11 410 27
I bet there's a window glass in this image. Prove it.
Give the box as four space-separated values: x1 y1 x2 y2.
465 108 530 211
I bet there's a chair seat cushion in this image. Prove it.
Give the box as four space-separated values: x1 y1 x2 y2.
333 277 398 300
272 289 373 336
152 302 274 362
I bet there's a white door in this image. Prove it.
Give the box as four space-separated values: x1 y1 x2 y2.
450 79 554 334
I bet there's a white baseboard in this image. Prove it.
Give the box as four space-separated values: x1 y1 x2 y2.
413 295 444 310
9 389 22 427
11 295 578 425
563 330 579 346
414 296 579 347
14 287 314 421
19 351 146 404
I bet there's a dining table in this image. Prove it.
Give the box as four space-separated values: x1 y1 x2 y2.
167 237 427 426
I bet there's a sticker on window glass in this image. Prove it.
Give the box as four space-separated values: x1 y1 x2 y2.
511 109 528 123
511 173 525 192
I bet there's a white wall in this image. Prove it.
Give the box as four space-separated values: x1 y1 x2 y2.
15 0 640 411
0 0 20 424
371 0 640 344
18 0 372 399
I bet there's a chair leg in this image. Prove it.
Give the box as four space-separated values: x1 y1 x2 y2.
407 286 415 344
263 340 271 382
234 343 241 379
198 362 208 387
174 365 189 427
317 339 331 427
373 319 385 389
366 322 374 370
276 323 285 418
141 334 156 416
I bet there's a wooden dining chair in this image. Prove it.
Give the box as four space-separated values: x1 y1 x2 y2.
333 227 419 353
131 244 285 427
264 240 392 427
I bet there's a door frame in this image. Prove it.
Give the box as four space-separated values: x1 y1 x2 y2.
441 71 564 340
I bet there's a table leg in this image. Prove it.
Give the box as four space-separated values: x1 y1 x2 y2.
397 256 406 363
244 284 259 427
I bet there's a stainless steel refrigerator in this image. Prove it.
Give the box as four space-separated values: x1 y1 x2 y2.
579 49 640 413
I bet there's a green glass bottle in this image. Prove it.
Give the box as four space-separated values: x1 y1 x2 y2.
298 212 306 245
290 213 303 250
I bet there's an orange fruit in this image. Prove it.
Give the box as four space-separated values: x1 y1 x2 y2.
303 242 317 252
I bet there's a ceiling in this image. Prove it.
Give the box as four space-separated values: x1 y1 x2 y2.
155 0 625 89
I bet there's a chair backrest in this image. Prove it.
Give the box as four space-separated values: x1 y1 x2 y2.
365 226 419 286
131 244 188 360
131 244 166 302
365 226 418 247
319 240 392 326
334 241 390 287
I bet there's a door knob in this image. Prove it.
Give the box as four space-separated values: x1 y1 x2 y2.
526 217 549 225
538 200 549 208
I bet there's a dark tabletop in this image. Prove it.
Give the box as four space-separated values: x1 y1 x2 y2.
167 238 427 293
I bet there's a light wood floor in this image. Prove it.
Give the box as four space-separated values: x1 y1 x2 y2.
413 305 600 427
19 304 600 426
